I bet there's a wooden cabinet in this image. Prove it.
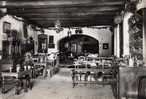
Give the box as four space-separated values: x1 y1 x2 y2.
119 67 146 99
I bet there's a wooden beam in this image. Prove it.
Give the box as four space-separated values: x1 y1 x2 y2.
33 19 113 24
28 17 114 21
8 4 123 10
16 13 114 27
11 12 116 18
8 6 121 13
37 20 113 27
0 1 124 8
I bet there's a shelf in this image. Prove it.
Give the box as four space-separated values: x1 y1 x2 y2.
129 13 143 59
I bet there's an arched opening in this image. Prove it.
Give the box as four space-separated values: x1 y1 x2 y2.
58 34 99 64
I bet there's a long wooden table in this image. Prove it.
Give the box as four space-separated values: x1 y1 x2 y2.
1 70 32 94
71 66 118 87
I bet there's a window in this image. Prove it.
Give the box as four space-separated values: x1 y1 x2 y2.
49 36 54 44
3 22 11 33
48 36 55 48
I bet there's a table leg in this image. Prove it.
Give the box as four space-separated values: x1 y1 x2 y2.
28 76 32 90
15 79 20 95
2 76 5 93
24 76 28 92
72 75 75 88
79 72 82 81
43 67 47 78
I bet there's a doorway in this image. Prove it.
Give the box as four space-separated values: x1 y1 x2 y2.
58 34 99 65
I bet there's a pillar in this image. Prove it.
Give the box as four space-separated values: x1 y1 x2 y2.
143 8 146 65
117 24 120 57
114 25 117 56
114 24 120 57
123 12 133 56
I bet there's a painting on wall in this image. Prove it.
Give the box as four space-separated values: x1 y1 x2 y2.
103 43 109 49
3 21 11 34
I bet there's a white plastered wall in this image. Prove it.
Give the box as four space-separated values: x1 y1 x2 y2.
44 27 112 56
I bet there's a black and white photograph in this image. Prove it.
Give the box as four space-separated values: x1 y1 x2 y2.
0 0 145 99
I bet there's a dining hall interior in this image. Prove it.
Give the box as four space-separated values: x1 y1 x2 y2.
0 0 146 99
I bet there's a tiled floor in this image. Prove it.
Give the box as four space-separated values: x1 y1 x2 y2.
1 68 115 99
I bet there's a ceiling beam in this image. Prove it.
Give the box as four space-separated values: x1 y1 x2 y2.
33 18 113 22
0 1 124 8
26 20 113 28
37 20 114 27
28 17 114 21
8 4 123 10
8 6 121 13
8 5 122 12
11 12 116 18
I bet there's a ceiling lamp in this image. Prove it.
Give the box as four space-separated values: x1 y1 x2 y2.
114 15 122 24
2 1 6 6
54 20 63 33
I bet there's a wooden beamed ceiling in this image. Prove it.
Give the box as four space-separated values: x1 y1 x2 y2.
0 0 126 28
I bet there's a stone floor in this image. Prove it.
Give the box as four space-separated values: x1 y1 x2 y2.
0 68 115 99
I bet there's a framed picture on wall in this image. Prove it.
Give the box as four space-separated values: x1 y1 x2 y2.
3 21 11 33
103 43 109 49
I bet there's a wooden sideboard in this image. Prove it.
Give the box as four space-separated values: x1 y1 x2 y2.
119 67 146 99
